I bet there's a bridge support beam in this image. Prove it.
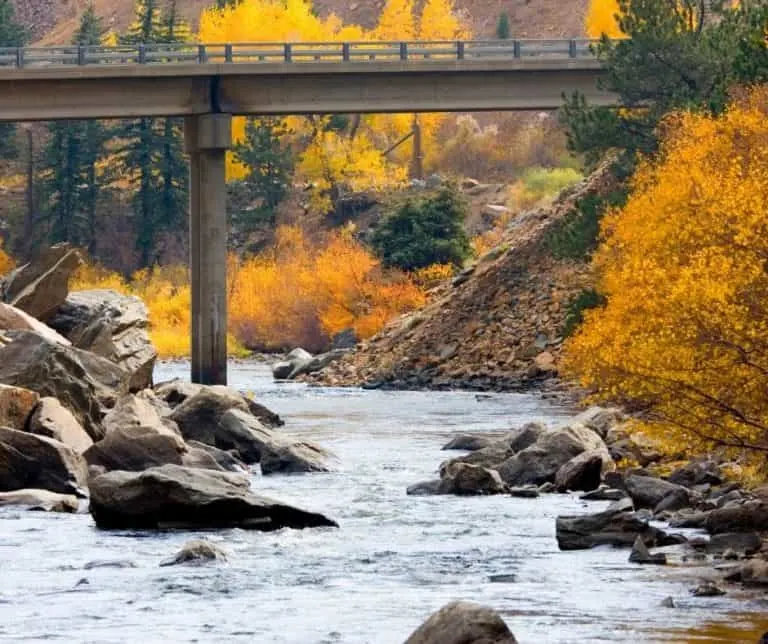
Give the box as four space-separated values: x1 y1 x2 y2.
185 113 232 385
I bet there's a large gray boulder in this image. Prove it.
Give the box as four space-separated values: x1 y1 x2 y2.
404 601 517 644
705 501 768 534
0 244 83 321
555 448 613 492
0 426 88 496
28 397 93 454
624 474 690 510
184 441 247 473
272 347 346 380
498 424 607 487
83 426 187 472
103 393 178 436
88 464 338 531
0 331 129 440
260 440 330 475
0 302 71 345
48 289 156 392
0 383 39 431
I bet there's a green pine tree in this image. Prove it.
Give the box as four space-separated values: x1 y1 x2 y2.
41 5 108 251
0 0 27 159
496 12 511 40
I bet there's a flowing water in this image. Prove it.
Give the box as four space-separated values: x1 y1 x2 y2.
0 361 766 644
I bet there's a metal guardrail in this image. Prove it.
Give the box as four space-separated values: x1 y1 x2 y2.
0 39 599 68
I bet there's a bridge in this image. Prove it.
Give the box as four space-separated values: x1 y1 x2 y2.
0 40 616 385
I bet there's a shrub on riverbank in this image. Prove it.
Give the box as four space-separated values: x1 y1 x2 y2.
563 87 768 461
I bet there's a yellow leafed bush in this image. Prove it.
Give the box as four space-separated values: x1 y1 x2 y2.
563 86 768 459
0 239 15 276
585 0 624 38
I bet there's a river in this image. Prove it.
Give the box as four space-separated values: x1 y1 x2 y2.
0 361 766 643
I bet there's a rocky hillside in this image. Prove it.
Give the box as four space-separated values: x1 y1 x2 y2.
306 160 618 392
19 0 588 45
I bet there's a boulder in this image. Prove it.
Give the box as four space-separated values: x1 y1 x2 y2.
498 424 606 487
555 498 673 551
0 331 129 440
572 406 625 439
49 289 156 391
0 426 88 496
195 407 277 464
0 244 82 321
440 423 546 473
580 486 627 502
723 559 768 586
0 488 79 512
668 510 710 529
28 397 93 454
555 448 612 492
705 501 768 534
88 464 338 531
403 601 517 644
260 440 330 475
0 302 70 345
83 426 187 472
668 460 723 488
0 383 39 431
441 432 506 451
406 480 444 496
435 463 507 496
273 348 346 380
103 393 178 436
271 361 294 380
690 582 725 597
159 539 229 566
706 532 762 556
629 535 667 565
624 474 690 510
184 441 247 473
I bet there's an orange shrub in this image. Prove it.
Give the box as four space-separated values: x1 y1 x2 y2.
0 239 15 276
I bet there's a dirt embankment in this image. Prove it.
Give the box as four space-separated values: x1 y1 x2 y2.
305 161 618 393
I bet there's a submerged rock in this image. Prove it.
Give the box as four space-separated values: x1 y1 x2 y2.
690 581 725 597
88 464 338 531
404 600 517 644
159 539 229 566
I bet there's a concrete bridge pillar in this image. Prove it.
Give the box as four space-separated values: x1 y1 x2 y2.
184 113 232 385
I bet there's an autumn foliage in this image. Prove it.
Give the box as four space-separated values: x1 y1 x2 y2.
0 239 14 276
585 0 624 38
563 87 768 457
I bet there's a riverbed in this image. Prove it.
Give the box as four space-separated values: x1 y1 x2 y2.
0 361 765 643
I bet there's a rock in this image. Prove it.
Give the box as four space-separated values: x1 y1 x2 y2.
714 489 744 508
668 510 710 529
331 328 357 350
88 464 338 531
706 532 763 556
723 559 768 586
705 501 768 534
0 302 70 345
28 397 93 454
653 487 694 514
440 423 547 473
498 424 607 487
274 348 346 380
660 597 675 608
441 432 506 451
629 535 667 565
83 426 187 472
272 361 294 380
509 486 540 498
438 463 507 496
690 582 725 597
555 498 672 551
0 426 88 496
103 393 178 436
83 560 136 570
406 480 443 496
555 449 611 492
580 486 626 501
668 460 723 488
287 347 312 362
159 539 228 566
184 441 247 473
624 474 690 510
0 383 39 431
571 406 625 439
0 331 129 441
403 600 517 644
260 440 330 475
0 489 79 512
0 244 82 321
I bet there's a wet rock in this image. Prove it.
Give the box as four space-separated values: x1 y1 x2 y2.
668 510 710 529
48 290 156 391
441 432 505 451
89 464 338 531
498 424 607 487
403 600 518 644
0 427 88 496
580 486 626 502
723 559 768 586
555 449 611 492
0 489 79 512
271 361 294 380
440 423 546 473
0 302 70 345
183 441 247 473
159 539 228 566
509 486 540 498
406 480 443 496
0 331 129 441
83 426 186 472
28 397 93 454
555 498 673 551
660 597 675 608
0 244 83 321
624 474 690 510
629 535 667 565
83 560 136 570
654 487 695 514
103 393 178 437
438 463 507 496
707 532 763 556
668 460 723 488
260 440 330 475
273 348 346 380
714 489 744 508
690 581 725 597
0 383 39 431
705 501 768 534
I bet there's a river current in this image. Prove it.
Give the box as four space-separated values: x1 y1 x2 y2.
0 361 766 643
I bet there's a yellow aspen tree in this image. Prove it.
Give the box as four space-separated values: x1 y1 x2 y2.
373 0 416 40
418 0 470 40
585 0 623 38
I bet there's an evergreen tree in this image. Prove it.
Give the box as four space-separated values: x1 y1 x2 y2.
496 12 510 40
117 0 190 267
0 0 27 159
41 5 108 251
230 118 293 235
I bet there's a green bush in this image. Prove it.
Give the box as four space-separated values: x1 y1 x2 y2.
519 167 583 203
562 289 606 337
370 185 471 271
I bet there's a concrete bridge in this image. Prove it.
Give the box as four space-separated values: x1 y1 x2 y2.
0 40 616 385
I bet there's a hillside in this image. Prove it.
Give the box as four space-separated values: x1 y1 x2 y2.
18 0 588 45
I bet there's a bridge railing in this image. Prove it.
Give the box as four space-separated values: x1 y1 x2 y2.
0 39 599 68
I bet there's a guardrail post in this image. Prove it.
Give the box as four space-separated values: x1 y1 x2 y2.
224 44 233 63
15 47 23 68
77 45 86 65
513 40 521 58
399 42 408 61
284 43 292 62
342 42 350 62
138 44 146 64
197 44 207 63
456 41 465 60
569 39 577 58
